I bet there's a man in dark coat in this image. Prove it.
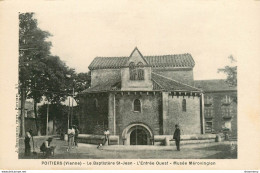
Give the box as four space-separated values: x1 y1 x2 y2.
74 125 80 147
173 124 181 151
24 129 33 156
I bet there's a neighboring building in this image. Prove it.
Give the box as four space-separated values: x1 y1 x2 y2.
195 80 237 138
79 47 208 145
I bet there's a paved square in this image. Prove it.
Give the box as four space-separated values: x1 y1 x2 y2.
18 137 237 159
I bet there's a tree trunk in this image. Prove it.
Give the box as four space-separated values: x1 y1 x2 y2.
20 88 26 137
33 100 41 136
53 116 56 135
46 102 49 136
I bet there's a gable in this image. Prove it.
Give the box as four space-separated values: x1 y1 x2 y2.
125 47 149 66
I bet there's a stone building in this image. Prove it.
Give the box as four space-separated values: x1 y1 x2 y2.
195 80 237 139
78 47 216 145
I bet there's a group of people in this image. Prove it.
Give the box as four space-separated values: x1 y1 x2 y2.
67 125 80 151
23 124 80 157
24 124 180 157
24 129 55 158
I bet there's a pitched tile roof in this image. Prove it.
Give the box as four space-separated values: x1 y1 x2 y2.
146 54 194 68
88 54 195 70
81 75 121 93
194 79 237 92
151 73 201 92
89 57 130 70
82 73 201 93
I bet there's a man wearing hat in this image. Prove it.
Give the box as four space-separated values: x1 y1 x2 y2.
173 124 181 151
24 129 33 156
74 125 80 147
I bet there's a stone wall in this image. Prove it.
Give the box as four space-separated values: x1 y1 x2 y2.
79 94 109 135
164 93 201 135
79 92 202 142
114 93 162 143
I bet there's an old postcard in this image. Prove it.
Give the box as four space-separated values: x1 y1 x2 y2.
0 0 259 170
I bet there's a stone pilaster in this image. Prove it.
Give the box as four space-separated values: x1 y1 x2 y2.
162 92 169 135
200 93 205 134
108 93 116 135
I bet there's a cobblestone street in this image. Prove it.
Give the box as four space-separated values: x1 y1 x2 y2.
18 136 237 159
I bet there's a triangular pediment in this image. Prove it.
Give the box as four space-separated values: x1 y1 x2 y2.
125 47 149 66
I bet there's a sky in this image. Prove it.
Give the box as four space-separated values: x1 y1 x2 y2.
33 1 241 80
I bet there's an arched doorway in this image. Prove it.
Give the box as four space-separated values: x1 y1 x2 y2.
130 127 148 145
122 123 153 145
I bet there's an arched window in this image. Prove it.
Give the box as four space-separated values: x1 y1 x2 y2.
134 99 141 112
129 62 136 80
129 62 144 80
182 99 186 112
137 62 144 80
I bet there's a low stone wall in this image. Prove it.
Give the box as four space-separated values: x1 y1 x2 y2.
153 134 218 146
77 134 119 145
77 134 220 146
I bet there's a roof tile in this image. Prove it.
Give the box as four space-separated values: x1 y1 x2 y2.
89 54 195 70
82 72 201 93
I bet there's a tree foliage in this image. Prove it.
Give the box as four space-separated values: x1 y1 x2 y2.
19 13 76 135
19 13 52 97
19 13 92 136
218 55 237 87
73 72 91 102
218 55 237 103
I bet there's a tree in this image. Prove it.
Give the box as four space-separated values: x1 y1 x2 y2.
19 12 52 136
218 55 237 87
73 72 91 102
19 13 75 136
43 56 75 104
218 55 237 103
38 103 70 135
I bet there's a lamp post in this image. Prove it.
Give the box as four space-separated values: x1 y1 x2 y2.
65 74 76 129
67 97 70 130
71 88 75 126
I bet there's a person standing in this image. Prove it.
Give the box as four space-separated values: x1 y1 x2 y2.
173 124 181 151
104 129 110 146
24 129 33 156
67 125 75 151
74 125 80 147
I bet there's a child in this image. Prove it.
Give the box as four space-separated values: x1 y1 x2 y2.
97 143 103 149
